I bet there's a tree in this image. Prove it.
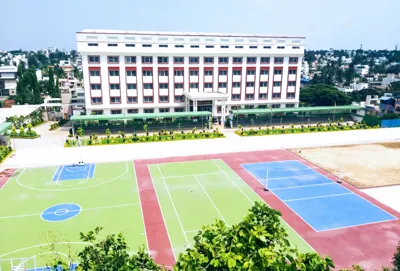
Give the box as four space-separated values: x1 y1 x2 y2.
392 241 400 271
48 67 56 97
78 227 162 271
55 78 61 98
27 55 39 69
175 202 334 270
300 85 349 106
389 81 400 91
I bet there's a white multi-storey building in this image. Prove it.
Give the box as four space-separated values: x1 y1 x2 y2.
77 29 305 118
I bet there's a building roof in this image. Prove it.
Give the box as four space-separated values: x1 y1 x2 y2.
0 122 12 135
78 29 306 39
70 111 211 122
229 105 364 115
183 91 229 101
380 97 393 101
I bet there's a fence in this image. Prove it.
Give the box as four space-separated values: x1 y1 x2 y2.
381 119 400 128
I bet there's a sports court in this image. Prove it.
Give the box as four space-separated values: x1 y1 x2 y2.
241 160 397 231
52 163 96 182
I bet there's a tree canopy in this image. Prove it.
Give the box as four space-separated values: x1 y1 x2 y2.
300 84 349 106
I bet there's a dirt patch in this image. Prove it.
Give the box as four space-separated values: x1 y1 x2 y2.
292 143 400 189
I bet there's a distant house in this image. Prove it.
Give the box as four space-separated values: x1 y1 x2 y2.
379 94 400 114
354 65 370 76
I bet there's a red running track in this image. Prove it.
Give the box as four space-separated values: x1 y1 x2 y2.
0 168 16 190
134 150 400 270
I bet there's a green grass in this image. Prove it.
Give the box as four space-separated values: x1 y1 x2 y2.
149 159 314 258
0 161 146 270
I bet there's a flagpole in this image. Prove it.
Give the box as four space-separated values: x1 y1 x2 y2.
337 164 342 184
264 169 269 191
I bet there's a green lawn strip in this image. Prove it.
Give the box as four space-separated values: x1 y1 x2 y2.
213 159 314 254
0 161 146 266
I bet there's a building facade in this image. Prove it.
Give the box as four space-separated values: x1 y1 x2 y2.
77 29 305 118
0 66 17 96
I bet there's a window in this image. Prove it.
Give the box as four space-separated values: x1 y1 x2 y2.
218 82 227 88
247 57 256 64
143 70 153 77
92 110 103 114
289 57 298 64
91 97 102 104
175 107 185 112
127 84 136 89
174 57 184 63
231 94 240 101
158 57 169 64
259 94 267 99
204 57 214 63
206 45 214 48
144 83 153 89
246 94 254 100
287 93 295 98
142 56 153 63
219 57 228 64
111 109 122 114
221 45 229 49
233 57 242 64
144 108 154 113
246 82 255 87
260 69 269 75
128 108 138 113
277 46 285 49
159 96 169 102
174 70 184 76
175 45 184 48
272 104 280 108
204 70 213 76
108 43 117 47
88 56 100 63
174 83 183 89
274 57 284 64
219 70 227 76
273 82 281 87
125 56 136 63
144 97 153 103
108 56 119 63
249 46 258 49
289 69 297 75
260 82 268 87
110 97 121 103
190 70 199 76
274 69 282 75
190 83 199 88
159 70 169 76
142 44 152 47
263 46 272 49
286 103 295 107
233 70 241 76
189 57 199 64
230 82 239 88
292 46 300 49
272 93 281 99
127 70 136 76
109 70 119 76
261 57 270 63
91 84 101 90
204 83 213 88
247 70 255 75
235 45 243 49
159 108 170 112
174 95 184 102
110 84 120 89
159 83 168 89
126 44 135 47
288 81 296 87
191 45 199 48
159 44 168 48
90 70 100 76
88 43 98 47
127 96 137 103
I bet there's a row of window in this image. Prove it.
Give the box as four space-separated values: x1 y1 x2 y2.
91 80 296 91
88 56 299 64
91 69 297 77
91 92 296 105
88 43 301 50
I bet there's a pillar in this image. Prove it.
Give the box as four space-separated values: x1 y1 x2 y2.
193 100 198 112
221 101 226 128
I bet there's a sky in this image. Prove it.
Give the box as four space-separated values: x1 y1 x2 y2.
2 0 400 51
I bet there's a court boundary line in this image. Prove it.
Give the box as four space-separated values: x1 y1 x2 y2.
0 168 18 191
86 163 93 180
50 166 61 182
283 192 353 202
216 159 315 251
133 162 151 254
194 175 228 226
163 171 224 179
316 217 399 232
259 173 321 181
56 165 64 181
155 159 213 166
268 182 336 191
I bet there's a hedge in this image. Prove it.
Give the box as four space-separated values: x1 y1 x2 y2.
0 146 13 162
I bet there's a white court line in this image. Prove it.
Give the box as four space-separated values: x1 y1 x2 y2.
268 182 337 191
86 163 92 180
56 165 65 181
185 230 200 234
194 175 228 225
0 168 19 192
156 159 212 166
163 171 224 179
316 217 399 232
283 192 353 202
157 164 190 247
258 173 320 181
51 166 61 182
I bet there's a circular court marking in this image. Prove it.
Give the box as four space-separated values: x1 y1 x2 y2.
41 204 81 222
65 165 89 173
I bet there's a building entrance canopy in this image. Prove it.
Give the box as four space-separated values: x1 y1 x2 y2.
183 91 229 101
183 91 229 119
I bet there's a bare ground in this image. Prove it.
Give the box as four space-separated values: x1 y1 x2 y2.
292 143 400 188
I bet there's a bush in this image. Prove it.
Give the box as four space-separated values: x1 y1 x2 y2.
0 146 12 162
363 114 381 127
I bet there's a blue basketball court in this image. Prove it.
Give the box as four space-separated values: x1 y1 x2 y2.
52 163 95 182
242 160 397 231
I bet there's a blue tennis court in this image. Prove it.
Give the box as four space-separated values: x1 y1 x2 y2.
242 160 397 231
52 163 96 182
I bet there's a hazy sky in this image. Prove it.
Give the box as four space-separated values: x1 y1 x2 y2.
2 0 399 51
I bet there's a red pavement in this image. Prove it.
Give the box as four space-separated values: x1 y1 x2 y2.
0 168 16 190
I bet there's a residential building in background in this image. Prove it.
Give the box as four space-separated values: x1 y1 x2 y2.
77 29 305 117
0 66 17 96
